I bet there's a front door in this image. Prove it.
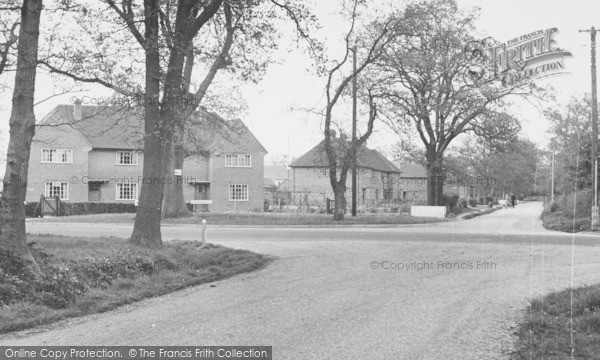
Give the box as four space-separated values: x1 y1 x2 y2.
88 182 101 201
194 183 210 211
195 184 208 200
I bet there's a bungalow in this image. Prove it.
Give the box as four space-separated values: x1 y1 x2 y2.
27 103 267 212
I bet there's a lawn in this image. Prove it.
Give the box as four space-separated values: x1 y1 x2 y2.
0 235 269 333
511 284 600 359
28 212 447 226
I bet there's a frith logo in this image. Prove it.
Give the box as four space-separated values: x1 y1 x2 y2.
465 28 572 85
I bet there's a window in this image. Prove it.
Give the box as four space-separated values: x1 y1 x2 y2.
229 184 248 201
225 154 251 167
116 151 138 165
41 149 73 163
44 182 69 200
116 182 138 200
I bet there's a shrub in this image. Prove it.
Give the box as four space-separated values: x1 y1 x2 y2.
560 189 593 220
467 197 477 207
61 202 137 216
442 193 460 209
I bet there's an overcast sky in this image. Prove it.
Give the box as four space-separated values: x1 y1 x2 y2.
1 0 599 164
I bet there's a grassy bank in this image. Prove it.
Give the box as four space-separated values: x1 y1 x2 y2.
511 284 600 359
541 189 592 233
28 212 446 226
0 235 268 333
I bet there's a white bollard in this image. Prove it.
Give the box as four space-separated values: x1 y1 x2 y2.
201 219 207 245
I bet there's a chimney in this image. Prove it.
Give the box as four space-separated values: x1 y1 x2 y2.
73 99 82 120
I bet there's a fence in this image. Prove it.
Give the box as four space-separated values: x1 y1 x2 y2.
264 189 423 214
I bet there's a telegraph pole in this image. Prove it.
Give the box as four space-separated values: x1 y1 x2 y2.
580 27 600 230
351 46 358 217
551 146 555 203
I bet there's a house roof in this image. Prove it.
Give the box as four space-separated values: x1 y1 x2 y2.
41 105 266 154
393 163 427 178
52 105 144 149
290 140 400 173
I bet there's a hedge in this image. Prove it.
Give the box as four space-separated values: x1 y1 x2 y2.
25 202 136 217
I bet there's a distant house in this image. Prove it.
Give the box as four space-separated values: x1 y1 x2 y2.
264 164 291 190
393 163 428 201
289 140 400 205
27 103 267 212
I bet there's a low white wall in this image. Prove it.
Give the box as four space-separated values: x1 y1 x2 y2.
410 206 447 218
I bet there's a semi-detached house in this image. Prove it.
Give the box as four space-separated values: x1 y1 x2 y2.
27 104 267 212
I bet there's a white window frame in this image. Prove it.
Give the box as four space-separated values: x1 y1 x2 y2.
115 182 138 200
41 149 73 164
228 184 249 201
225 154 252 168
116 151 139 165
44 181 69 200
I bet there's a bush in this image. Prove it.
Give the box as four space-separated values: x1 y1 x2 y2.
443 194 471 215
467 197 477 207
540 189 594 233
557 189 593 220
61 202 137 216
442 193 459 209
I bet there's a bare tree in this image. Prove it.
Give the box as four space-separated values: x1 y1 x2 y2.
0 0 43 274
377 0 540 205
321 1 400 220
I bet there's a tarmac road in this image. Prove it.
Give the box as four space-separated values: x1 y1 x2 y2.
3 201 600 359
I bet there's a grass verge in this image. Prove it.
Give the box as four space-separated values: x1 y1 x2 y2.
28 212 446 226
0 234 269 334
511 284 600 359
541 189 593 233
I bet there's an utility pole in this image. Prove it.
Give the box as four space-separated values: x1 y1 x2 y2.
580 27 600 230
551 146 555 204
351 46 358 217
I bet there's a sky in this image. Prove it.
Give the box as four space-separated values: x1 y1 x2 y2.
237 0 600 164
1 0 600 165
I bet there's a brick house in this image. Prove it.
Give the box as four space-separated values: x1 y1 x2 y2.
289 139 401 206
27 104 266 212
392 163 428 201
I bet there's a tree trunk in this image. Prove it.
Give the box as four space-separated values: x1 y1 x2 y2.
130 0 167 248
0 0 43 275
129 111 170 248
162 43 194 218
426 149 444 206
162 122 189 218
333 185 346 221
